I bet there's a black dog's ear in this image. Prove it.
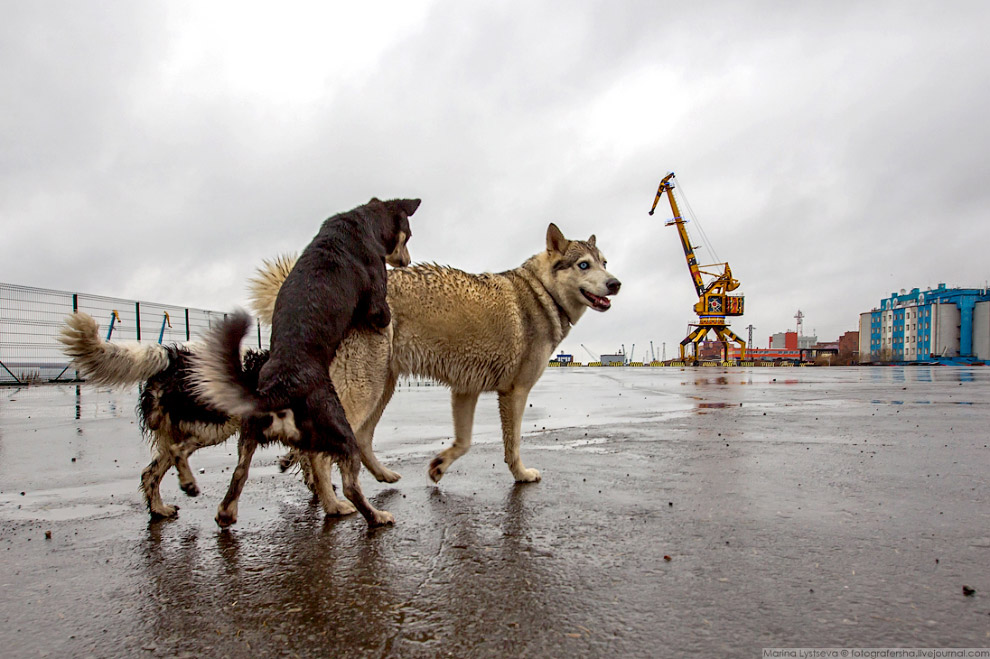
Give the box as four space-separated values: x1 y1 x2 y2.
369 197 382 205
398 198 421 217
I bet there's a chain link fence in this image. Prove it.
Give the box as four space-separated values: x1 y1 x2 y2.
1 282 270 385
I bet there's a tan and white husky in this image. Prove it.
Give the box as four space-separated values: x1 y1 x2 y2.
257 222 620 504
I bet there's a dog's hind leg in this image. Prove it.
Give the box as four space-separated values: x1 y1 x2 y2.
306 452 356 516
171 449 200 497
356 429 400 483
353 370 401 483
278 449 299 474
170 432 204 497
276 449 321 498
141 446 180 518
429 390 479 483
498 385 541 483
310 383 393 527
171 421 238 497
216 424 259 528
339 449 394 527
333 329 401 483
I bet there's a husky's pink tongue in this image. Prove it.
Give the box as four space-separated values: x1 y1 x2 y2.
582 290 612 311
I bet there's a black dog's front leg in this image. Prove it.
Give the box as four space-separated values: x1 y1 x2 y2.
363 272 391 330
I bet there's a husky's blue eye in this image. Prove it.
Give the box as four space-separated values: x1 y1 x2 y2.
578 262 590 270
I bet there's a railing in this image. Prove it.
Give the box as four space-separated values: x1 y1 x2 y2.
547 359 804 368
0 282 271 385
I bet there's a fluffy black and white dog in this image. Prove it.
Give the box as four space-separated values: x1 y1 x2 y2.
192 198 418 528
59 312 245 518
58 271 394 522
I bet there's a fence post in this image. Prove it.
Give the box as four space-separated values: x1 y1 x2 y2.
72 293 79 380
185 308 190 341
257 318 262 349
0 285 14 383
135 302 141 341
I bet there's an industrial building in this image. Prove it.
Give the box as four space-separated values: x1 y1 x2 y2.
707 330 857 363
769 331 818 350
701 343 798 361
858 284 990 362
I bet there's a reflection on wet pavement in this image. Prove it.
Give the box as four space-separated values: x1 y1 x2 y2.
2 366 989 655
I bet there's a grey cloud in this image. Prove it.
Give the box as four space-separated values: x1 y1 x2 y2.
2 0 989 357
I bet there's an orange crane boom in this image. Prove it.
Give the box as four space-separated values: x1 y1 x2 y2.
649 173 747 362
650 173 706 297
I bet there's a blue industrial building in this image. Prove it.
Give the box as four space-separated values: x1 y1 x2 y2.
858 284 990 363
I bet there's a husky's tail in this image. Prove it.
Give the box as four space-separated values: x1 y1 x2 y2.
190 310 264 417
59 312 171 385
248 253 297 326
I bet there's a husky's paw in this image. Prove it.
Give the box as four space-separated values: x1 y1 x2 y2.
367 510 395 527
278 450 298 472
428 457 448 483
215 507 238 528
513 467 541 483
325 499 357 516
150 504 179 519
376 467 402 484
180 481 200 497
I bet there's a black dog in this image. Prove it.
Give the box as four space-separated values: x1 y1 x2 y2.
59 307 384 520
193 197 419 528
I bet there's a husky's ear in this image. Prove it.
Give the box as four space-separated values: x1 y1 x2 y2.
546 223 569 255
398 198 421 217
587 234 596 247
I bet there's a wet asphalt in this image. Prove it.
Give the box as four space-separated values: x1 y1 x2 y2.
1 367 989 658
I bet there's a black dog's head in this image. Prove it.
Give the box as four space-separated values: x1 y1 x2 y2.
368 197 419 267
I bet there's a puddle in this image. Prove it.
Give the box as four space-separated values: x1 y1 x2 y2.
537 436 612 453
870 399 979 406
0 501 130 522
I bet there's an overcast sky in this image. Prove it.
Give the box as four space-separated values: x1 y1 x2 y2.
3 1 989 359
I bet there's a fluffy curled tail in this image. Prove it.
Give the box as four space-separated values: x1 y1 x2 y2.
59 312 171 385
248 253 297 326
190 310 262 417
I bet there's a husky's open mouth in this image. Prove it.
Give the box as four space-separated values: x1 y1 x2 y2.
581 289 612 311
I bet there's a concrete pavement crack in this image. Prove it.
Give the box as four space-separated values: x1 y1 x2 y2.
381 524 449 658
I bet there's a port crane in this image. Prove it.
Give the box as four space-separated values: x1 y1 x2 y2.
649 172 746 362
619 343 635 364
580 344 598 363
